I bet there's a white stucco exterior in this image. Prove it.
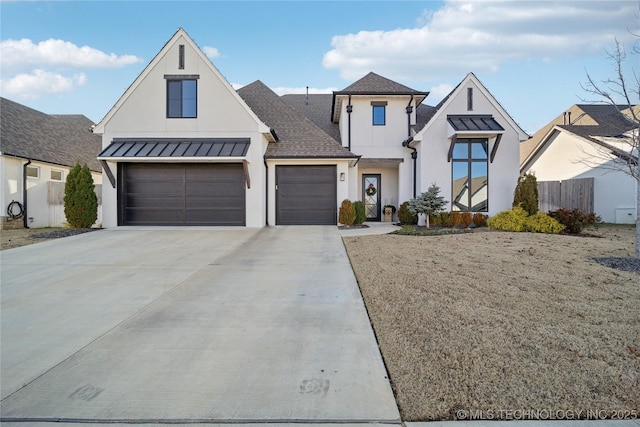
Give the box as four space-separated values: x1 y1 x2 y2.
522 129 637 223
414 74 526 216
93 29 527 227
94 30 272 228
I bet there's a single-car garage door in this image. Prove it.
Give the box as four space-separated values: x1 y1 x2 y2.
276 165 337 225
119 163 245 226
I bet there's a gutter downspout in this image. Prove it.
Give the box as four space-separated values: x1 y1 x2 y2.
346 94 352 151
264 157 269 226
22 159 31 229
403 95 417 198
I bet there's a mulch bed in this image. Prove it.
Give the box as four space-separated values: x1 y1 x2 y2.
29 228 101 239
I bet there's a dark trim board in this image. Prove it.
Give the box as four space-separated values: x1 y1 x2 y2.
118 163 245 226
275 165 337 225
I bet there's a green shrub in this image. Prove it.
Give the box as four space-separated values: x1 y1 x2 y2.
353 201 366 225
64 162 98 229
338 199 356 226
472 213 488 227
548 208 602 234
488 206 529 232
489 206 564 234
513 173 539 215
397 201 417 224
525 212 564 234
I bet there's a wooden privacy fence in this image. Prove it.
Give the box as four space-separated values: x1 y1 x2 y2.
538 177 594 213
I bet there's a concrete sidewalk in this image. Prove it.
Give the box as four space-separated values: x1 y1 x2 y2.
1 226 399 423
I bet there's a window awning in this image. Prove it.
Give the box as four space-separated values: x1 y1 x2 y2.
447 115 504 134
98 138 250 161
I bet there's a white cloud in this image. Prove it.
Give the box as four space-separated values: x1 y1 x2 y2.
322 1 637 82
202 46 221 59
0 69 87 99
0 38 142 74
0 37 142 98
429 83 454 102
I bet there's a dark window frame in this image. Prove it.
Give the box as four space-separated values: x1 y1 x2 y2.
166 78 197 118
372 105 386 126
451 138 489 212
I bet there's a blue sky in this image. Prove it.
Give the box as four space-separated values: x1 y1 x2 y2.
1 1 638 134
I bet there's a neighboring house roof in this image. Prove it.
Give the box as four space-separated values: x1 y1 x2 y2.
238 81 358 159
331 72 429 123
0 97 102 172
281 94 341 143
520 104 638 171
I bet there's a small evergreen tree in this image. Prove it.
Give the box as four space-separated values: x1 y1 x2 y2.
407 184 448 228
353 201 366 225
338 199 356 226
513 173 539 215
397 201 417 224
64 162 98 228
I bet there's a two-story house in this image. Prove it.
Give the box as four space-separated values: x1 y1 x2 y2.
95 28 527 227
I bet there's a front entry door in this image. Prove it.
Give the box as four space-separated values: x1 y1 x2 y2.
363 174 381 221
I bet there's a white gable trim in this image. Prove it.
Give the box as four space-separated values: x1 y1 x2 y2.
414 73 529 143
93 28 270 136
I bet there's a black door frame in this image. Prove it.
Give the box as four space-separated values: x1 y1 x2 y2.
362 173 381 222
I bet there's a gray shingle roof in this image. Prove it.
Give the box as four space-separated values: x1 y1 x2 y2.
337 72 427 95
237 81 358 159
0 97 102 171
281 94 341 142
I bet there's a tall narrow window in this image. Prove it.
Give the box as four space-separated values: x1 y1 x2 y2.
178 45 185 69
467 87 473 111
372 102 386 126
167 79 197 118
452 138 488 212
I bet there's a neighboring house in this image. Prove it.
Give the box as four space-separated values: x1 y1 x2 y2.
95 28 527 227
0 98 103 229
520 104 638 223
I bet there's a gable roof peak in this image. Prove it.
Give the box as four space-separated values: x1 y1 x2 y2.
337 71 427 96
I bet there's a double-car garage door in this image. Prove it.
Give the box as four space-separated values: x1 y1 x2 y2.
119 163 245 226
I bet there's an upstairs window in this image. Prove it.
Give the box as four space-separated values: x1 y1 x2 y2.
372 102 386 126
167 79 197 118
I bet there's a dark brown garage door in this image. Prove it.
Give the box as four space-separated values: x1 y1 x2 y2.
276 165 337 225
119 163 245 226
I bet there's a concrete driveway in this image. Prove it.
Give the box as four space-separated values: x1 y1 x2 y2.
1 226 399 424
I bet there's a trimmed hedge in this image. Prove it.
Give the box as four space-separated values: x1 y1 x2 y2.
353 201 366 225
488 206 564 234
339 199 356 226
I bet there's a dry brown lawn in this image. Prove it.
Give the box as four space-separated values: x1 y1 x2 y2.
0 227 62 250
343 225 639 421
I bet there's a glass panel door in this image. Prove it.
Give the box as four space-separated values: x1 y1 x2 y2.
363 174 381 221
